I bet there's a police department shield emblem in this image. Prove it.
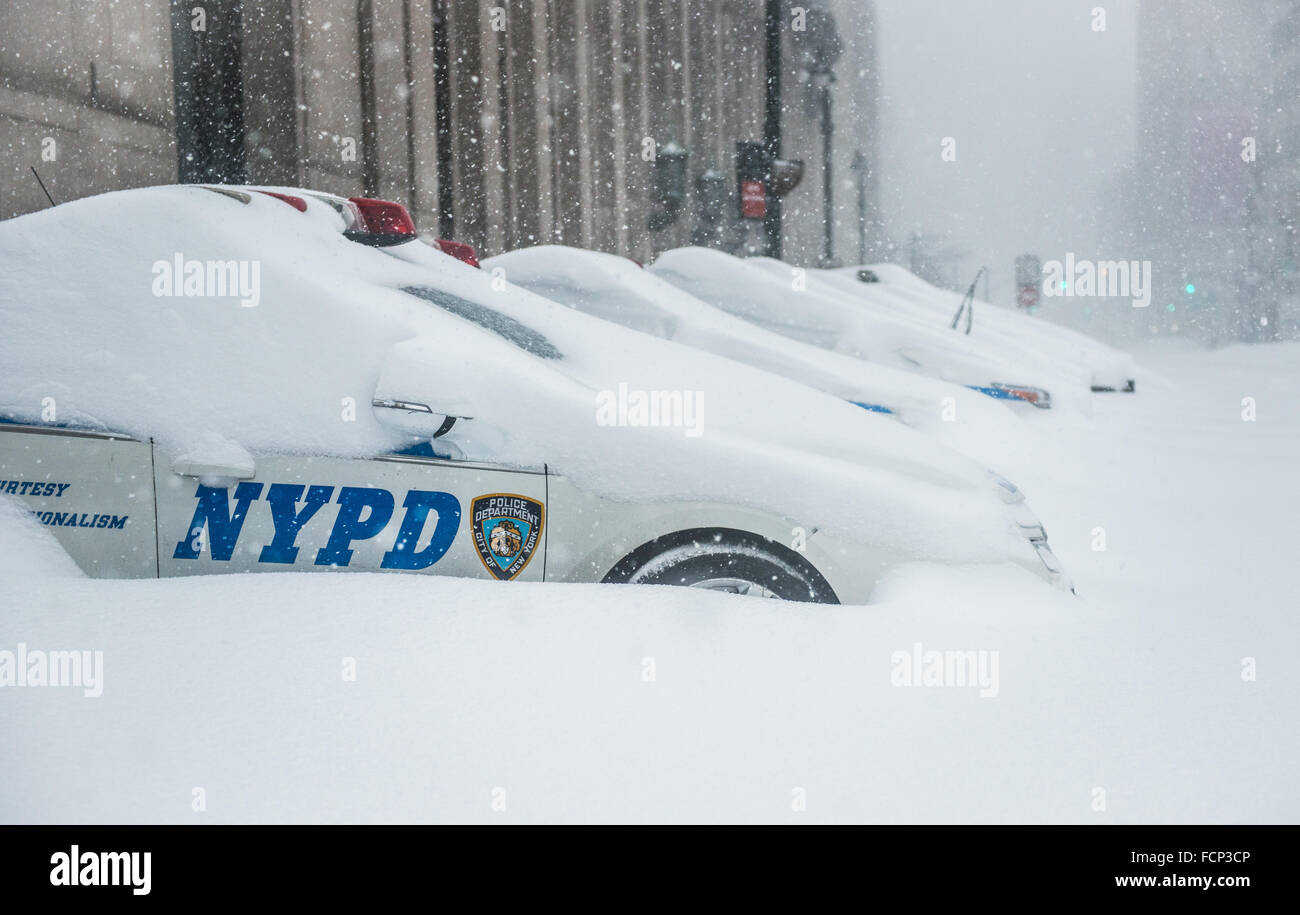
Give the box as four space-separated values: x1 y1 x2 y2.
471 493 544 581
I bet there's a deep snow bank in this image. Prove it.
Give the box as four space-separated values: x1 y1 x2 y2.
2 343 1296 823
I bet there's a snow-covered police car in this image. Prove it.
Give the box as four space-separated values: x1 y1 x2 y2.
819 263 1138 394
482 244 1045 467
650 247 1095 413
0 185 1069 602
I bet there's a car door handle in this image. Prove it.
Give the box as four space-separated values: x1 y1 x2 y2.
171 456 256 480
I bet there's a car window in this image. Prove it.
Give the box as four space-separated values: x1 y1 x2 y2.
526 281 678 340
400 285 562 360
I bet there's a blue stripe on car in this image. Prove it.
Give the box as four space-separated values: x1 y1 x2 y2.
966 385 1021 401
849 401 895 415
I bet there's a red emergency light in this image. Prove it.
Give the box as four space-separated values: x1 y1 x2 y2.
254 191 308 212
346 197 418 247
434 238 480 268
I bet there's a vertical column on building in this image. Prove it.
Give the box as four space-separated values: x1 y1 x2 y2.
686 3 716 168
364 0 421 207
531 0 556 244
291 0 366 195
480 1 507 255
403 0 441 233
643 0 685 254
170 0 247 183
620 0 650 260
240 0 301 186
449 0 488 250
547 0 583 246
504 1 542 249
608 0 630 255
585 0 618 253
573 0 596 249
492 2 515 252
709 2 727 171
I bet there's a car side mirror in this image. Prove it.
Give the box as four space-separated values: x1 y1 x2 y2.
374 337 510 461
371 398 465 439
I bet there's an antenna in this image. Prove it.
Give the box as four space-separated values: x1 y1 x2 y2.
950 266 987 335
30 167 57 208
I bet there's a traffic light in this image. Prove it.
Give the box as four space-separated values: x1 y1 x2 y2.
648 141 689 231
735 141 803 221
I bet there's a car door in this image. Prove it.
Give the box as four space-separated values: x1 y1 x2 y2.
0 422 158 577
153 446 548 581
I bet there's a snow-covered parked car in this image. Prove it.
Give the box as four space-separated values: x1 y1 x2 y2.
483 244 1043 469
0 186 1069 601
822 264 1138 393
650 247 1096 413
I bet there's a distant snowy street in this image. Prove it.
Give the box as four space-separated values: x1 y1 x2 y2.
3 341 1295 824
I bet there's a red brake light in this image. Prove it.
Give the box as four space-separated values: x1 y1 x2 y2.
434 239 480 268
346 197 417 246
255 191 308 212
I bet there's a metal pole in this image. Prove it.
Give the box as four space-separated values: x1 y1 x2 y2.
763 0 783 260
820 82 834 266
851 150 867 264
357 0 380 197
431 0 455 239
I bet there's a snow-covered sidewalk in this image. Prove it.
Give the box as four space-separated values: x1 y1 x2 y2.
1 341 1296 823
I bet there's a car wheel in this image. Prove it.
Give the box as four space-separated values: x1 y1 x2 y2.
603 528 839 603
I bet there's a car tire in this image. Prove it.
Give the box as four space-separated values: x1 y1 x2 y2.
603 528 839 603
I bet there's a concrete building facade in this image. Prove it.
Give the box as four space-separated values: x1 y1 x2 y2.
1 0 883 265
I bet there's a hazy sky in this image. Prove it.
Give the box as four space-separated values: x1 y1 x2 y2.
873 0 1138 303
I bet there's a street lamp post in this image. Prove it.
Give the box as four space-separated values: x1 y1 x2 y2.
798 5 842 269
851 150 868 265
763 0 784 260
813 67 837 268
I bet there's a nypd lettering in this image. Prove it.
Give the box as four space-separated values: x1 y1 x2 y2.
172 482 462 570
471 493 543 581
